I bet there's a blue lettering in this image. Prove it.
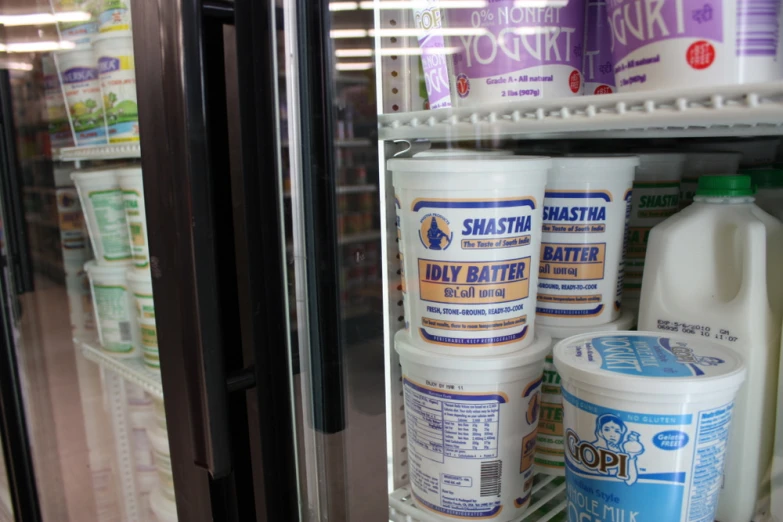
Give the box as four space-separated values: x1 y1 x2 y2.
461 215 532 236
543 206 607 222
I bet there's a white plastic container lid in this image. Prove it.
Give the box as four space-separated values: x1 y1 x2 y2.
92 30 133 44
84 259 128 276
551 156 639 181
537 310 635 341
389 156 552 190
72 169 116 184
396 330 551 371
413 148 513 157
126 267 152 283
553 331 746 396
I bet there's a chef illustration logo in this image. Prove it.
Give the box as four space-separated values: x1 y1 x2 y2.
419 214 453 251
566 414 644 485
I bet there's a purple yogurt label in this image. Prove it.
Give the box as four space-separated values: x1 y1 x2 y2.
415 4 453 109
584 1 615 93
608 0 726 90
445 0 586 103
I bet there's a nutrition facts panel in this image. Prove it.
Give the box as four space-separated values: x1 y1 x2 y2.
687 402 734 521
404 379 500 464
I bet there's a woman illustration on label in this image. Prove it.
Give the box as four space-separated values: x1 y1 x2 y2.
592 413 644 485
426 216 448 250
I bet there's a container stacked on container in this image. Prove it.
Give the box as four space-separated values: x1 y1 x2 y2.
72 164 158 371
389 154 552 521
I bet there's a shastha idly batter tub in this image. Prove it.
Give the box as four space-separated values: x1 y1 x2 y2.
389 156 550 354
396 330 551 520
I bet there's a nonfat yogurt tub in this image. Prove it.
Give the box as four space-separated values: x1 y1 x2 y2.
397 330 550 521
554 332 746 522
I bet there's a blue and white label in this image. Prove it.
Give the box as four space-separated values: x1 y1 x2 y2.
563 386 735 522
403 374 542 518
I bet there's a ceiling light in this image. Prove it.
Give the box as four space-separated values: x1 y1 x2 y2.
5 41 76 52
369 27 486 37
360 1 487 8
330 29 369 38
336 62 373 71
378 46 458 56
335 48 374 57
2 62 33 71
329 2 359 10
0 11 91 26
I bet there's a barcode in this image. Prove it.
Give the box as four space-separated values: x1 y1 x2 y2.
119 322 132 341
480 460 502 497
737 0 780 56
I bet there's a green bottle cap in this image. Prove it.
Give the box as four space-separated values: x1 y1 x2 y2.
739 168 783 189
696 175 755 197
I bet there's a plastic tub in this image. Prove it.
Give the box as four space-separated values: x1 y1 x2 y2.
42 54 74 148
689 137 781 168
56 0 98 43
626 153 685 278
440 0 586 106
396 330 551 520
412 5 452 109
85 261 139 356
746 168 783 220
149 488 178 522
583 1 615 95
148 426 175 502
554 332 746 521
537 156 638 326
56 45 107 146
413 148 512 158
97 0 132 32
126 268 158 370
116 167 148 267
72 170 133 265
93 31 140 143
608 0 783 92
389 156 551 353
533 310 635 476
679 152 742 208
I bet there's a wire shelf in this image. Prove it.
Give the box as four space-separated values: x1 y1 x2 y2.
76 337 163 399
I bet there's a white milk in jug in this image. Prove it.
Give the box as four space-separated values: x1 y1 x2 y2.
638 175 783 522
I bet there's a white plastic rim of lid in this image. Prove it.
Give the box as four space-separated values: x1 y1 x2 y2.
395 329 552 372
71 169 117 185
553 331 746 396
92 30 134 47
146 425 171 458
413 148 513 157
550 156 639 181
389 156 552 190
536 310 635 342
126 267 152 284
84 259 129 277
55 43 93 57
116 166 143 184
149 489 178 522
635 152 686 166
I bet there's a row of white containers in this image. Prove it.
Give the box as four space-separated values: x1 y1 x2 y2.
70 167 159 369
412 0 783 109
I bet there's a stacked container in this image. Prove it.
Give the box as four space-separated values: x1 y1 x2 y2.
388 155 553 521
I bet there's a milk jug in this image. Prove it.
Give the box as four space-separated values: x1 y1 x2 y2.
638 175 783 522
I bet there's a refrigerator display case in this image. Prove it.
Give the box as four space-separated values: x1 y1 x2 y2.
0 1 780 522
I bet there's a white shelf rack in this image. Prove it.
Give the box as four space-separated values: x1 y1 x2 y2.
389 475 567 522
378 81 783 141
59 143 142 162
75 337 163 399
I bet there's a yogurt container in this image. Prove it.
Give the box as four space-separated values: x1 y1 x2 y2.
56 0 99 43
148 426 175 502
116 167 148 267
42 54 75 149
608 0 783 92
537 156 637 326
413 148 512 158
85 260 140 357
679 152 742 208
390 156 550 353
443 0 586 106
96 0 132 32
56 45 108 146
554 332 746 522
689 137 781 168
626 153 684 278
93 31 139 143
533 311 635 476
126 268 158 370
150 488 178 522
72 169 133 265
413 3 452 110
583 1 615 95
397 330 550 521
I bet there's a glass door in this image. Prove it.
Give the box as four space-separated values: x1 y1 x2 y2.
281 1 783 522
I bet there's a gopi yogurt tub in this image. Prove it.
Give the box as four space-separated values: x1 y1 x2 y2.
396 330 550 521
536 156 638 326
85 261 140 357
533 310 635 476
116 167 148 267
554 332 746 522
389 156 550 353
126 268 158 370
439 0 586 106
583 1 615 95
